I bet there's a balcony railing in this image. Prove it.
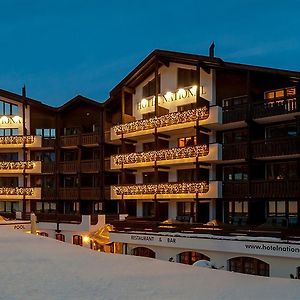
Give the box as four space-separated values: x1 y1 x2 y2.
0 161 36 171
252 97 298 119
0 187 41 199
80 160 101 173
81 133 100 145
0 135 35 145
222 96 249 124
112 107 209 136
59 161 77 173
223 180 300 198
80 188 101 200
252 137 300 158
60 135 80 147
112 145 208 167
42 138 55 148
58 188 79 200
222 143 248 160
41 188 57 200
113 182 209 196
252 180 300 198
60 133 100 147
41 162 56 173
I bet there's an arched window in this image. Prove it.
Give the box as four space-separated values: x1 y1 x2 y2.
56 234 65 242
73 235 83 246
228 257 269 277
131 247 156 258
39 232 48 237
177 251 210 265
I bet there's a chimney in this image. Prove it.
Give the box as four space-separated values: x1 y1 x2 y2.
209 42 215 58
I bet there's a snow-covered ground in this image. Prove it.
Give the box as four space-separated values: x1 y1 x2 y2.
1 230 299 300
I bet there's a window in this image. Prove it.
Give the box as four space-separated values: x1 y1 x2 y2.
223 129 248 144
64 127 79 136
223 96 248 108
64 201 80 214
177 103 196 112
264 87 296 101
142 76 160 98
266 123 297 139
0 128 18 136
178 136 197 148
143 142 156 152
73 235 83 246
0 177 18 187
35 202 56 213
0 201 19 212
35 128 56 138
228 257 269 277
32 151 55 162
94 202 103 213
56 234 65 242
143 171 168 184
228 201 248 225
142 202 155 217
62 176 78 187
39 232 49 237
224 166 248 181
177 169 197 182
266 162 298 180
177 68 197 88
131 247 156 258
177 251 210 265
0 152 18 161
177 202 192 216
267 200 298 226
0 100 18 115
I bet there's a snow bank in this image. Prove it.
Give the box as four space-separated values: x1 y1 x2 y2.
0 230 299 300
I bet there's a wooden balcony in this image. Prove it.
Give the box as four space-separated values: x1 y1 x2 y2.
80 160 101 173
41 162 55 173
60 135 80 148
59 161 77 173
111 181 221 200
41 188 57 200
223 181 249 198
111 144 210 169
222 97 249 124
60 133 100 148
223 180 300 198
42 138 55 148
81 133 100 146
0 135 42 148
252 180 300 198
80 188 101 200
0 187 41 200
252 137 300 158
252 97 299 120
0 161 41 174
222 143 248 161
58 188 79 200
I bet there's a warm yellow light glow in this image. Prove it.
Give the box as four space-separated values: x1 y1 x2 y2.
177 88 185 97
113 106 209 135
165 91 173 101
0 116 9 123
140 98 148 108
191 85 197 95
83 236 90 243
12 115 21 123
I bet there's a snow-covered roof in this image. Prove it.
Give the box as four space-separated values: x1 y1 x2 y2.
1 230 299 300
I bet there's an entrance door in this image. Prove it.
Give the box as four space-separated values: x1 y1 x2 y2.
198 202 210 223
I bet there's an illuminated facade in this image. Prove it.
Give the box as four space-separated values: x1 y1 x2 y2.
0 90 104 220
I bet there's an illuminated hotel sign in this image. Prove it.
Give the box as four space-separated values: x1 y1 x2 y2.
0 116 22 125
137 86 198 110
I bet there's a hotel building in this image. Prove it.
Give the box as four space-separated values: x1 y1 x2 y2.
0 89 105 222
2 48 300 278
105 49 300 278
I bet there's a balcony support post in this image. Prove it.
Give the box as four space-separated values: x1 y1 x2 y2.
154 58 159 117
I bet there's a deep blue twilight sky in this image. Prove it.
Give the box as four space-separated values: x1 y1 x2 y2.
0 0 300 106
